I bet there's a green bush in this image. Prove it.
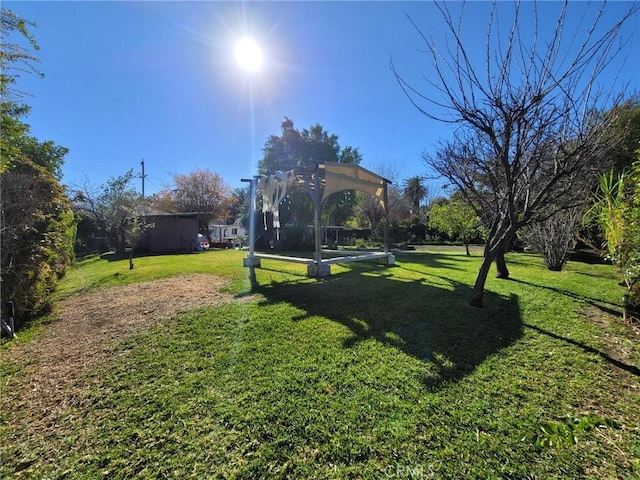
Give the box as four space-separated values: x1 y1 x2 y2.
586 154 640 306
0 157 75 324
0 7 74 327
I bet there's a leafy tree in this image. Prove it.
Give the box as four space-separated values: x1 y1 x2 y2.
151 169 231 240
577 99 640 251
428 199 482 256
227 186 250 225
74 170 149 256
146 190 176 215
586 171 626 257
392 1 637 306
122 209 153 270
586 156 640 304
622 159 640 305
1 122 67 182
608 100 640 173
260 118 362 173
1 8 74 323
402 176 428 215
1 9 42 174
0 9 41 114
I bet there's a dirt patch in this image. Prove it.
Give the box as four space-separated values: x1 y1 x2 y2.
1 274 249 436
582 305 611 329
581 305 640 379
583 304 640 342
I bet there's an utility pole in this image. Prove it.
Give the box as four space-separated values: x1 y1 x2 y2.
140 159 147 199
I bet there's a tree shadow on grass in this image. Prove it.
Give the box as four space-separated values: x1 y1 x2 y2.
253 262 522 389
508 278 623 318
569 249 609 265
523 323 640 377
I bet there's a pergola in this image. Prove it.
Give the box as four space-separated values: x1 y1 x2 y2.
242 162 395 276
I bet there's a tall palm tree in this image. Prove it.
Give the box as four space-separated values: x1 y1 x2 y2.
402 176 428 214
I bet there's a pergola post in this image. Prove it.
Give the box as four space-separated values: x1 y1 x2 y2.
242 177 261 268
378 181 395 266
383 182 389 254
313 170 322 264
308 167 330 276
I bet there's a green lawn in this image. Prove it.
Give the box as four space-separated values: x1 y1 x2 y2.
2 248 639 479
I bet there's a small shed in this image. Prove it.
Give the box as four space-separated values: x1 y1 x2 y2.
138 213 201 252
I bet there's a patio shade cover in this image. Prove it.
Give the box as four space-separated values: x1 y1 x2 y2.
319 162 390 208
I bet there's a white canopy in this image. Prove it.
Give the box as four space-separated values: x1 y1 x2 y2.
319 162 389 207
287 162 390 209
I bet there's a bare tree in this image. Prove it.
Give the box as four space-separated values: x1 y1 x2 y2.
357 186 409 234
356 161 408 234
73 170 147 254
391 0 638 306
521 207 583 271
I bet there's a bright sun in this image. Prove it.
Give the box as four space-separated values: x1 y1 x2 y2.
234 37 263 72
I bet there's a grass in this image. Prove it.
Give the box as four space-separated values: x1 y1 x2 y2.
55 250 250 297
2 248 639 478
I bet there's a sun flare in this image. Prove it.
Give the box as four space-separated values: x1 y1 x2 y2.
234 37 263 72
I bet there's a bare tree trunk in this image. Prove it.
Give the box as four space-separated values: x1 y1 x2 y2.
472 223 514 305
464 241 471 257
470 252 494 307
495 229 515 279
495 247 510 279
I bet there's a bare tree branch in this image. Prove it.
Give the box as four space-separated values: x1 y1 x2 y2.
393 0 638 306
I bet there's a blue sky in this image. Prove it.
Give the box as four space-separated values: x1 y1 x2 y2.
6 1 639 197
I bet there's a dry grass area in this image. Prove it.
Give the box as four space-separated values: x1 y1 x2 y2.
1 274 246 451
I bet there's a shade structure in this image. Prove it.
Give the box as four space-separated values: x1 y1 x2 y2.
243 162 394 276
289 162 389 208
320 162 389 208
